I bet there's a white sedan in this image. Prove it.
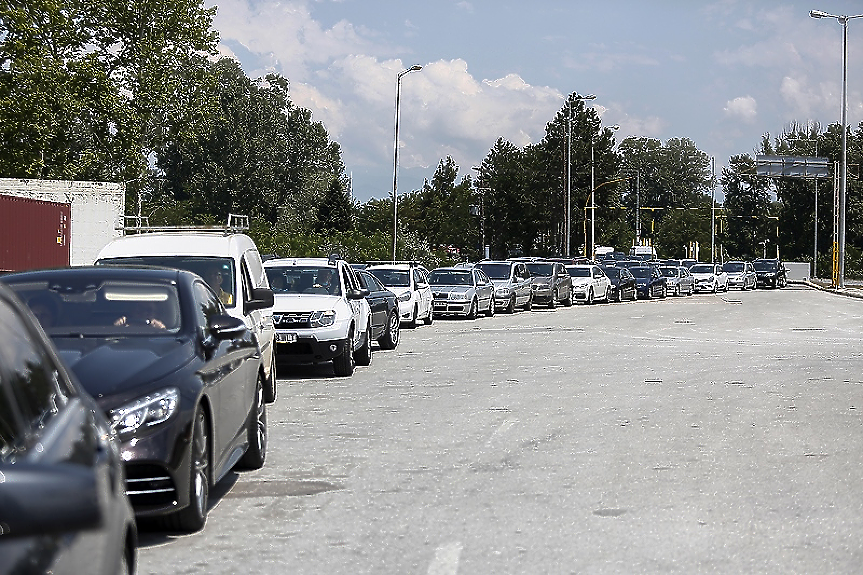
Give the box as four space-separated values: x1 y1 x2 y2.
690 263 729 293
565 265 611 304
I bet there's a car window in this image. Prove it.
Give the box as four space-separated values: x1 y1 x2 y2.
0 301 72 459
475 263 511 280
368 269 410 287
193 280 224 338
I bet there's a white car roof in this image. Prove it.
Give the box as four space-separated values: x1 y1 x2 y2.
97 233 257 259
264 257 335 267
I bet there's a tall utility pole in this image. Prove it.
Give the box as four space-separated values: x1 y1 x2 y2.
391 65 422 262
565 93 595 256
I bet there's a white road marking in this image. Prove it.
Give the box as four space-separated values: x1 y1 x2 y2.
486 418 518 445
427 541 463 575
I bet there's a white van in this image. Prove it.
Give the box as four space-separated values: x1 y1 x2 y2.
629 245 657 261
95 219 277 402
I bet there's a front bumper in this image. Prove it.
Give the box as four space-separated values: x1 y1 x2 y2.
693 279 715 292
432 298 471 316
275 334 351 364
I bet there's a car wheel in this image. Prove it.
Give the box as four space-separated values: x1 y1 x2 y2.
238 373 267 470
378 310 400 350
524 294 533 311
332 328 356 376
506 295 516 313
586 288 594 305
660 285 667 298
712 282 717 294
355 325 373 366
467 298 478 319
163 407 210 532
409 305 420 328
604 286 611 302
486 297 496 317
673 285 680 296
424 305 434 325
549 290 557 309
263 349 277 404
563 290 573 307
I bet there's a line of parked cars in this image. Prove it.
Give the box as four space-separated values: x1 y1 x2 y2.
0 223 790 575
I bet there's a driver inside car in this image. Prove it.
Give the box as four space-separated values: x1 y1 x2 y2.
114 299 167 329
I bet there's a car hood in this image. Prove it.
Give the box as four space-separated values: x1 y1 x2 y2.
570 278 594 287
273 293 347 311
53 336 195 405
489 279 515 289
431 286 471 295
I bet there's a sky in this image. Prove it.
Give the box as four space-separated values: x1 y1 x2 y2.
207 0 863 203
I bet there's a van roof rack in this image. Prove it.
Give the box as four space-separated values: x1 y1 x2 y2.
119 213 249 235
365 260 424 267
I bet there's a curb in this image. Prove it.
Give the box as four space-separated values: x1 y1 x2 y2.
800 279 863 299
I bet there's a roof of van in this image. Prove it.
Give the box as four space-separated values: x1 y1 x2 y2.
96 232 258 260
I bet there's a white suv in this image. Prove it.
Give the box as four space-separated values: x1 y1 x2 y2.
264 256 372 377
95 222 277 402
366 262 433 327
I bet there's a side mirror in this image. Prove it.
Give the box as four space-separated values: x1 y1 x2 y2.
209 314 248 340
0 462 102 537
245 287 274 313
347 288 370 300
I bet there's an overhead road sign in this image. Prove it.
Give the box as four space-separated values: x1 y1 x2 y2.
756 155 830 179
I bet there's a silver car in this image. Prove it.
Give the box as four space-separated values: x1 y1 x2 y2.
658 266 694 296
475 260 533 313
723 261 757 290
429 267 495 319
525 261 573 308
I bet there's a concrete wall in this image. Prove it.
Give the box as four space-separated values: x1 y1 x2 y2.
785 261 811 281
0 179 124 266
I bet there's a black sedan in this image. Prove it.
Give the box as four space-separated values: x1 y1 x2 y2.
630 266 668 299
356 269 400 349
0 282 137 575
3 266 267 532
753 258 788 288
600 265 637 301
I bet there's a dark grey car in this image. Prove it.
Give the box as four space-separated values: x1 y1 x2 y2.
525 261 573 308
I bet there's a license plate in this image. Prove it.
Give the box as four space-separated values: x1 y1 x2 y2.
277 332 297 343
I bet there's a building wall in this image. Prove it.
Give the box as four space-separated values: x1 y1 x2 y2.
0 179 124 266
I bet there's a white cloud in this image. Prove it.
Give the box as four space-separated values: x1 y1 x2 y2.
724 96 757 123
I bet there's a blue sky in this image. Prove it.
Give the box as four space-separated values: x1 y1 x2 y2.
208 0 863 202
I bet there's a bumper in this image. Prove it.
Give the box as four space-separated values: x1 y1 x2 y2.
433 299 471 316
531 286 553 303
728 277 746 288
274 327 351 364
693 281 715 292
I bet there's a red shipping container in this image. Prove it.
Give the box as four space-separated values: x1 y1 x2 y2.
0 194 70 271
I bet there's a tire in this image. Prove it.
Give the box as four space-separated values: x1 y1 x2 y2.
712 282 717 294
604 287 611 302
506 296 516 314
163 407 210 532
586 288 594 305
354 325 372 366
467 298 478 319
660 285 667 298
563 290 573 307
524 294 533 311
378 310 400 350
238 374 267 470
263 349 277 404
424 305 434 325
485 297 496 317
332 328 355 376
409 305 420 328
673 285 680 297
549 290 557 309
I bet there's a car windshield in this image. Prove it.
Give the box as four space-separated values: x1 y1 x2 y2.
601 268 620 279
690 264 714 274
6 277 182 335
97 255 236 308
368 269 410 288
526 263 554 276
429 271 472 286
723 262 745 272
266 266 341 295
475 263 511 280
566 267 591 277
630 267 652 278
659 267 679 277
753 260 778 271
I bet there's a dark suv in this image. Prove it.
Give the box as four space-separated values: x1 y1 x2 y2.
752 258 787 288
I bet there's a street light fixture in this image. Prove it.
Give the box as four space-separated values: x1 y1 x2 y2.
392 64 423 262
566 93 596 257
810 9 863 287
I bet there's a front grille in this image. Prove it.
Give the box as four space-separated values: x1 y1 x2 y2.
277 341 314 355
273 312 311 328
125 463 176 508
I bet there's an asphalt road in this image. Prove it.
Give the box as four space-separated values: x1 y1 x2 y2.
137 284 863 574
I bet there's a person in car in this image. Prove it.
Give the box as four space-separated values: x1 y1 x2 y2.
114 300 167 329
310 269 339 295
28 293 60 328
205 265 233 306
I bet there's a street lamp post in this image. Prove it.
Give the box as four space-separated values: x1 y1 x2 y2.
590 124 619 259
566 93 595 257
392 64 423 262
810 9 863 288
787 135 820 276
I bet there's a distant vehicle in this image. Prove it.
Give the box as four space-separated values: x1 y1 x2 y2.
265 256 373 375
475 260 533 313
525 260 573 308
630 266 668 299
658 266 694 296
0 282 137 574
723 261 757 290
367 262 434 327
690 263 729 293
4 266 267 532
600 265 637 302
566 264 611 304
752 258 787 288
428 267 496 318
356 269 400 350
630 245 657 260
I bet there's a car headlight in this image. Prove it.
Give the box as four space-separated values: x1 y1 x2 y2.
495 287 511 296
397 292 412 302
110 387 179 436
450 292 469 301
707 275 714 281
309 310 336 327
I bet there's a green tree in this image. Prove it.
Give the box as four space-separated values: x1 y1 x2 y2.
317 178 354 233
720 154 773 259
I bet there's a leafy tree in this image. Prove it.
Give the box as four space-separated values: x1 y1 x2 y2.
317 178 354 233
720 154 773 259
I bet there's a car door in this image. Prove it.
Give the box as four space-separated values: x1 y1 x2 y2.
473 269 491 308
515 263 530 302
358 271 387 337
413 268 432 317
